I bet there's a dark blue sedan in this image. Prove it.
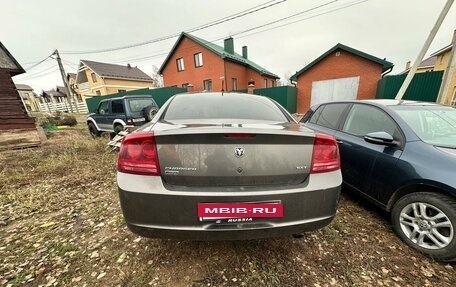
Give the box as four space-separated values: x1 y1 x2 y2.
301 100 456 262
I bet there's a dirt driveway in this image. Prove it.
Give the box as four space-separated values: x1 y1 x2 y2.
0 127 454 287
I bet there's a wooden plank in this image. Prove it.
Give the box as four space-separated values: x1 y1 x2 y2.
0 128 41 150
0 123 36 130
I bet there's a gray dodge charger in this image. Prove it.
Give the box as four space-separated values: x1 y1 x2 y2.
117 92 342 240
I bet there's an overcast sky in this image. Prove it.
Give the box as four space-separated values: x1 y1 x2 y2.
3 0 456 93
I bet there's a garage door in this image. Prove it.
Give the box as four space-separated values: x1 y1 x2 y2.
310 76 360 106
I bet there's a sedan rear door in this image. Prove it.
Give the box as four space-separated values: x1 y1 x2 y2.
335 103 404 203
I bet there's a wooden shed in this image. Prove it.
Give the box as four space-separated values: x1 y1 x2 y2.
0 42 40 149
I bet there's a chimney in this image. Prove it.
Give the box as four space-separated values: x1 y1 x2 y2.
242 46 248 59
405 61 411 70
224 37 234 54
127 63 131 69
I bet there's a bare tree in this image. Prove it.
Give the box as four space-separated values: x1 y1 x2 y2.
151 65 163 87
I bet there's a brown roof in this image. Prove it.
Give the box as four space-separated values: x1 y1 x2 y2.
419 56 436 68
56 86 68 95
42 90 66 98
80 60 153 82
15 84 34 91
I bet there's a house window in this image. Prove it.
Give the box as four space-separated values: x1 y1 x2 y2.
118 89 126 93
232 78 237 91
91 72 97 83
176 58 185 71
96 90 101 96
203 79 212 91
336 51 341 57
271 80 275 87
182 83 189 89
194 53 203 67
264 79 268 88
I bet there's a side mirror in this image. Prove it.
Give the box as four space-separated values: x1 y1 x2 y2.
364 132 398 147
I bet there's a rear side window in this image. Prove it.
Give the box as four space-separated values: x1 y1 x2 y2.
309 103 348 130
343 104 400 139
111 100 125 114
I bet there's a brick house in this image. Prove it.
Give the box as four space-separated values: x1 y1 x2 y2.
159 32 279 92
290 43 394 113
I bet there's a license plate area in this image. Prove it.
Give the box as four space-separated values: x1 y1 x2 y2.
198 201 283 222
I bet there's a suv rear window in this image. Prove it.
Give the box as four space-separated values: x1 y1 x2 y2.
128 99 155 113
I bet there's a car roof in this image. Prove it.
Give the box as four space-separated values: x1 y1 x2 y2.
100 95 153 102
312 99 442 109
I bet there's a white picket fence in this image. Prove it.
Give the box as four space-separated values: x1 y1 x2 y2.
39 101 88 113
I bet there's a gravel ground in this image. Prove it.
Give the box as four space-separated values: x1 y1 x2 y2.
0 126 454 287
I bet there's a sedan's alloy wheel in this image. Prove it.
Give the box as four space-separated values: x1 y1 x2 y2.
399 202 454 250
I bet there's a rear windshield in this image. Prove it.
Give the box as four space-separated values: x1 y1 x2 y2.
128 98 155 113
391 105 456 148
163 94 289 122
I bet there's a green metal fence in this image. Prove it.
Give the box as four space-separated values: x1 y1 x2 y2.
253 86 297 113
85 87 187 112
85 86 298 114
376 71 443 102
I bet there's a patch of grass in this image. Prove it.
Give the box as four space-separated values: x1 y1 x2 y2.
9 271 28 286
51 243 79 257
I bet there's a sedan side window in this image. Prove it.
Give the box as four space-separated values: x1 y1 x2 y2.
310 103 349 130
342 104 401 139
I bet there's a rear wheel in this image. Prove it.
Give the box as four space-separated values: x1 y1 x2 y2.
391 192 456 262
88 122 101 138
114 124 124 135
144 105 158 122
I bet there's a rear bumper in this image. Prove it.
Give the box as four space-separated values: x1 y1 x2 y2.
117 170 341 240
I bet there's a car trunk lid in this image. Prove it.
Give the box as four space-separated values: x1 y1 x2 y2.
154 123 314 187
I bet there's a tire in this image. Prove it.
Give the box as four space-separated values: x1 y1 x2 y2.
391 192 456 262
88 122 101 138
144 105 158 122
114 124 124 135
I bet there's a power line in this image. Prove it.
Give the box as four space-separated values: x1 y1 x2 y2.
231 0 339 37
109 0 346 65
17 67 60 81
15 63 57 79
23 54 53 71
235 0 369 39
60 0 288 55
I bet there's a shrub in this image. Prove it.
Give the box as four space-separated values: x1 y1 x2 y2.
36 112 78 128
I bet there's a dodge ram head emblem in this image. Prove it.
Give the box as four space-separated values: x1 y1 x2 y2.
234 147 245 157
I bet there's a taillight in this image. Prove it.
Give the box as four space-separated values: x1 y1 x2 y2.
310 134 340 173
117 132 160 176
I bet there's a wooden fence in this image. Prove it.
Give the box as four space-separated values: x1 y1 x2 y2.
39 101 88 113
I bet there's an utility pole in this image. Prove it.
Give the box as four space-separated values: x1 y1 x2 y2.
436 30 456 104
395 0 454 100
54 49 78 112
